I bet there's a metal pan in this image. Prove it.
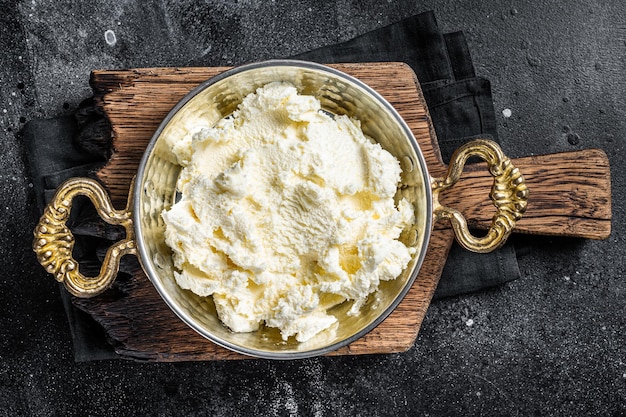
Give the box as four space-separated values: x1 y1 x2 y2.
33 60 527 359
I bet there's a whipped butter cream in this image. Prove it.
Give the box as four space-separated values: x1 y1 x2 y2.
162 82 416 342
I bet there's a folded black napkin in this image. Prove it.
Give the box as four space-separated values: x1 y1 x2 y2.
24 11 520 360
294 11 520 299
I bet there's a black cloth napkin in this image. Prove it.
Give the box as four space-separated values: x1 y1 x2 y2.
294 11 520 299
24 11 520 361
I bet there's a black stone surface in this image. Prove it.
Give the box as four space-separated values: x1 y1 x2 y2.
1 1 624 415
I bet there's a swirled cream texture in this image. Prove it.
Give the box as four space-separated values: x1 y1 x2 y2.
162 82 415 342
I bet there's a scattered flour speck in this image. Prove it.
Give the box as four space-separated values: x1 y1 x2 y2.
104 29 117 46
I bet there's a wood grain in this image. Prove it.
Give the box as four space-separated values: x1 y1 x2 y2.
436 149 611 239
71 63 611 361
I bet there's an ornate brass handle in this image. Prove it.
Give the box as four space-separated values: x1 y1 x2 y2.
33 177 136 297
431 139 528 253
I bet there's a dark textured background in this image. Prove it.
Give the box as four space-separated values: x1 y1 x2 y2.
1 1 625 415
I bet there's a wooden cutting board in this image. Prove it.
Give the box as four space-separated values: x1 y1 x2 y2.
72 62 611 361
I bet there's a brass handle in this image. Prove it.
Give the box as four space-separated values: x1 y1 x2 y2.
431 139 528 253
33 177 136 297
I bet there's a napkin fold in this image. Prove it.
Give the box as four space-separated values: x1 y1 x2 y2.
24 11 520 360
294 11 520 299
